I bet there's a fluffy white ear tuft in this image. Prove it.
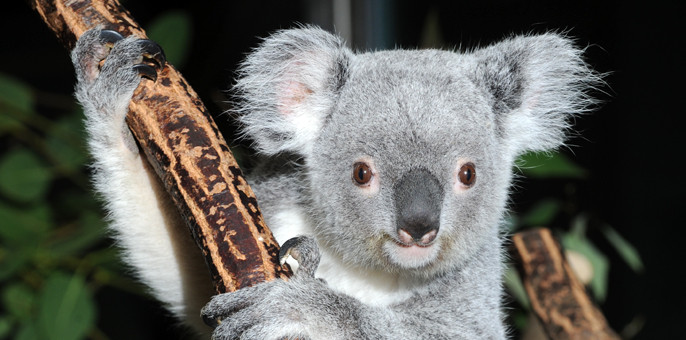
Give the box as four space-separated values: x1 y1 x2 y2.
471 33 602 156
233 26 352 157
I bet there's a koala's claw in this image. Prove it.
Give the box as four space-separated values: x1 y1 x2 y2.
74 28 166 85
202 312 221 328
99 29 124 46
279 236 321 278
132 64 157 81
137 39 166 69
130 40 166 82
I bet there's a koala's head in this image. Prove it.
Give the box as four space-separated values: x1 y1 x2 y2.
235 27 598 277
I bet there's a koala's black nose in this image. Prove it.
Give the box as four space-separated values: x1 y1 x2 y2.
393 168 443 246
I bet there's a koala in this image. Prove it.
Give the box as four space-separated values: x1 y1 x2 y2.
72 26 598 339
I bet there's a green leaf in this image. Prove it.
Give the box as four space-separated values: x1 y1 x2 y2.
517 151 588 179
520 199 560 227
567 214 589 239
46 113 87 173
146 10 193 68
0 114 21 136
0 203 52 281
88 247 124 271
50 211 106 256
37 272 95 340
0 316 12 338
0 247 31 282
3 283 34 320
0 148 53 202
562 220 609 301
15 321 39 340
602 225 644 273
504 265 530 309
0 203 51 242
0 73 34 113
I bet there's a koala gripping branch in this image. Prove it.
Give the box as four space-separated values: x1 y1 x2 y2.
31 0 291 293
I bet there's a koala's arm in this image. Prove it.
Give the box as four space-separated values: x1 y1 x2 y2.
72 29 214 334
202 236 505 339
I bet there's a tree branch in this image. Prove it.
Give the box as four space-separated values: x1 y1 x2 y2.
512 228 620 340
31 0 291 294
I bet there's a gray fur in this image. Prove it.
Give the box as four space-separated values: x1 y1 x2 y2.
72 25 599 339
204 27 598 339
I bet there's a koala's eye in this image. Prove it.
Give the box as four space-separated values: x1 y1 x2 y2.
352 162 373 186
458 162 476 187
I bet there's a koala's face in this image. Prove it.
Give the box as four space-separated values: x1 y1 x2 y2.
237 27 596 276
308 51 512 275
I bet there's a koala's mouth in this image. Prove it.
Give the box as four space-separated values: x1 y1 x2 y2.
384 234 440 268
393 238 435 249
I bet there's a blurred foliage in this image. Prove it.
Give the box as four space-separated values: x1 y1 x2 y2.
517 151 589 179
2 5 642 339
146 10 193 68
0 71 111 340
507 151 645 333
0 11 192 340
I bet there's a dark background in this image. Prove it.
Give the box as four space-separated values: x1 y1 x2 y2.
2 0 682 339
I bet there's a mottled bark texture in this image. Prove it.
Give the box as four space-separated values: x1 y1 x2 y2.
512 228 620 340
32 0 291 294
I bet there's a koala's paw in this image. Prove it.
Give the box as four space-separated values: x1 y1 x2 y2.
279 236 321 279
201 237 325 340
72 28 166 114
201 278 321 340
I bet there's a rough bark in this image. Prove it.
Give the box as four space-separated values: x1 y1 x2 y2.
31 0 291 294
512 228 621 340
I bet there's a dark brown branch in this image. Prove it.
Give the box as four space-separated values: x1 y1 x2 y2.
511 228 620 340
31 0 291 294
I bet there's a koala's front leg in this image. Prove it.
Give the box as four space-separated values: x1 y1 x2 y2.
72 30 215 333
72 29 165 153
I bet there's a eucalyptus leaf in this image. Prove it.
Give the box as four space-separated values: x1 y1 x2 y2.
146 10 193 68
0 73 34 113
0 114 21 136
50 211 106 256
0 204 51 279
46 114 87 173
0 148 53 202
602 225 644 273
568 214 588 238
0 248 32 281
0 316 11 338
520 199 560 227
562 232 609 301
37 272 95 340
0 203 51 242
3 283 34 320
15 321 39 340
517 151 587 179
504 266 530 309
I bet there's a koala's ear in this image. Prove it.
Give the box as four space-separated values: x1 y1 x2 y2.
233 26 352 156
471 33 601 156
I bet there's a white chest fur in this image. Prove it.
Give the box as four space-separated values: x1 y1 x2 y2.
268 207 416 307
